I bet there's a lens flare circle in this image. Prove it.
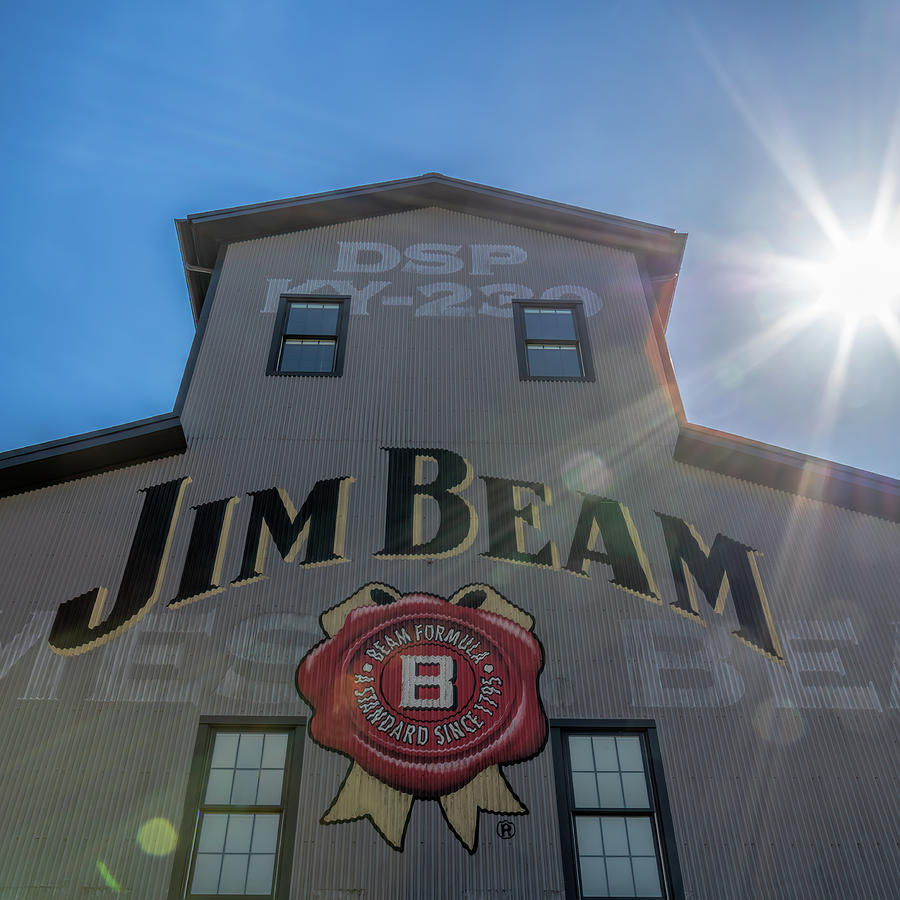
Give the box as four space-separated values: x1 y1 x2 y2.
137 817 178 856
96 859 121 892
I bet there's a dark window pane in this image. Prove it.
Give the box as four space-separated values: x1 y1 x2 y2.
280 339 336 373
224 814 254 853
257 769 284 805
569 735 595 772
632 855 663 897
197 814 228 854
621 772 649 808
230 769 259 805
219 853 249 893
245 853 276 894
250 815 280 854
576 816 605 856
191 853 222 894
615 736 644 772
592 736 618 772
206 768 234 805
573 771 600 807
601 817 629 856
236 733 264 770
523 307 577 340
527 343 583 377
579 856 608 897
210 733 239 769
261 733 288 770
596 772 625 808
605 856 635 896
286 302 340 336
626 818 656 857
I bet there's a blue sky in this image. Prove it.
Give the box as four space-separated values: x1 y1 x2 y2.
2 1 898 478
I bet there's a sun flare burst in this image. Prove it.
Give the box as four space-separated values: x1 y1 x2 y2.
810 236 900 325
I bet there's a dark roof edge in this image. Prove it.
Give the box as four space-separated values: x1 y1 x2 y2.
674 421 900 523
177 173 687 323
0 412 186 498
186 173 679 234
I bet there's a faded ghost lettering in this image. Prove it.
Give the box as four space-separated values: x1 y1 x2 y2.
401 243 464 274
470 244 528 275
219 612 321 702
1 612 55 682
767 619 882 711
621 620 745 708
90 611 216 703
479 283 532 317
335 241 401 273
279 278 390 316
541 284 602 316
336 242 527 275
265 241 603 318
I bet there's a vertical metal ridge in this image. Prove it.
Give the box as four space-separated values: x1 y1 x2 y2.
0 207 897 897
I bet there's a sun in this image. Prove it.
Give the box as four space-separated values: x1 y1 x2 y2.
811 237 900 324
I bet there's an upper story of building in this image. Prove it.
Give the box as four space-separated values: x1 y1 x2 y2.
1 173 896 524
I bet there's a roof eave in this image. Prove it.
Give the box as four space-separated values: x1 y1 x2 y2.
674 421 900 523
0 413 186 499
177 173 687 323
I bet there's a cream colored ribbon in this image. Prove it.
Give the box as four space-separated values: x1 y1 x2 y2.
318 582 532 850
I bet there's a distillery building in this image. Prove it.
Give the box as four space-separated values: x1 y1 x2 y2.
0 174 898 899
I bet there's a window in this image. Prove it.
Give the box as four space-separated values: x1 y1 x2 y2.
169 719 305 899
551 722 683 900
267 295 349 376
512 301 595 381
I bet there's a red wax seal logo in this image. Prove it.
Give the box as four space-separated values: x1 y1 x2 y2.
295 583 547 851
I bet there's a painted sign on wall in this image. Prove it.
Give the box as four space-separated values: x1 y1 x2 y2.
296 582 546 851
262 241 603 318
45 447 785 665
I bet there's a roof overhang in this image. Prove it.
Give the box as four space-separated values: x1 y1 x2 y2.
0 413 186 498
176 172 687 324
675 421 900 523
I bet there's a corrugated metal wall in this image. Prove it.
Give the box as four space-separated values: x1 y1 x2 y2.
0 208 898 898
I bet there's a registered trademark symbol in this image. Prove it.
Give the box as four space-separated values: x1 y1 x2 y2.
496 820 516 839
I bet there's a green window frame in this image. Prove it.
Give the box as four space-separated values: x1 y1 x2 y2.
266 295 350 376
551 721 683 899
168 718 305 899
512 301 596 381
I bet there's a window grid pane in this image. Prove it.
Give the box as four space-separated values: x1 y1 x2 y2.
286 301 340 337
526 342 583 377
566 732 665 897
523 306 577 340
192 729 290 897
270 297 346 376
574 815 663 899
192 813 281 896
205 731 288 808
279 338 336 374
568 733 652 812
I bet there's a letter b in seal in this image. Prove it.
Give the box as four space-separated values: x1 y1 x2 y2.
400 655 457 709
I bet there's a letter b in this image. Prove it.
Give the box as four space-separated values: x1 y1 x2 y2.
400 655 456 709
